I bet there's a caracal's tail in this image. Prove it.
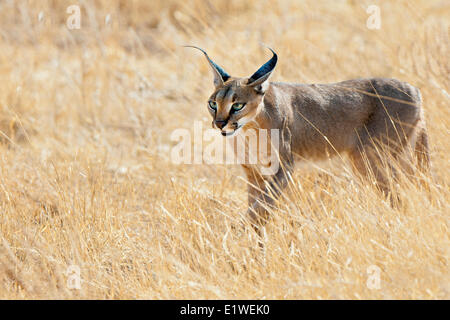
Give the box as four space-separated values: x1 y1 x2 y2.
415 125 430 172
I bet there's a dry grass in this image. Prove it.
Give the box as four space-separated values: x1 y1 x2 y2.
0 0 448 299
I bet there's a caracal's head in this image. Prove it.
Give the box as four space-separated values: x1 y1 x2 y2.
186 46 277 137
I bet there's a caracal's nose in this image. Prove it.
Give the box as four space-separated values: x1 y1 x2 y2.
214 119 227 130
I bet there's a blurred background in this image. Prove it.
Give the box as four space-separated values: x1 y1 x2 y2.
0 0 448 299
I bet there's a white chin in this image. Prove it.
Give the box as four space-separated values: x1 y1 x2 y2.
221 130 237 137
221 126 242 138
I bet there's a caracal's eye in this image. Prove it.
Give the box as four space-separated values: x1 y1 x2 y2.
231 102 246 112
208 101 217 111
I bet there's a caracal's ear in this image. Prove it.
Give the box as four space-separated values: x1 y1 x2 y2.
184 45 230 88
247 47 278 94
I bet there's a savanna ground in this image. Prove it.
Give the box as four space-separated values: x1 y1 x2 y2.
0 0 448 299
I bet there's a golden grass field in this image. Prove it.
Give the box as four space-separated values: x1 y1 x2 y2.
0 0 448 299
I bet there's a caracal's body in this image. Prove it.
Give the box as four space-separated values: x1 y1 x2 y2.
187 46 430 228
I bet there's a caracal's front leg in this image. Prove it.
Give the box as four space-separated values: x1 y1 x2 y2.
245 160 294 232
245 126 294 232
243 165 266 227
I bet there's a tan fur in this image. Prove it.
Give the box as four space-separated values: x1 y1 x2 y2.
193 49 430 229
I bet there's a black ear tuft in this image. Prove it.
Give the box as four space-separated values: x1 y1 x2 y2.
184 45 230 85
248 47 277 85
